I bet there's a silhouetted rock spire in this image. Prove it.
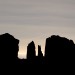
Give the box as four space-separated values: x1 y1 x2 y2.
37 45 44 64
27 41 36 61
38 45 43 58
0 33 19 63
45 35 75 65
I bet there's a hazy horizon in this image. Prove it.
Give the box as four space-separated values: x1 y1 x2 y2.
0 0 75 58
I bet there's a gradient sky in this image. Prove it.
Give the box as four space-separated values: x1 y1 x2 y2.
0 0 75 58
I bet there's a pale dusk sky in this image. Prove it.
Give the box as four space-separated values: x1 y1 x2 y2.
0 0 75 58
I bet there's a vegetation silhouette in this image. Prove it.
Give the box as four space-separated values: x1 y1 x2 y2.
0 33 75 67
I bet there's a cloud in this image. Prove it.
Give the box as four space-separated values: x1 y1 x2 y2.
0 0 75 26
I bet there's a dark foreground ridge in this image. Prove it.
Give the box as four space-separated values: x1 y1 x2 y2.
0 33 75 69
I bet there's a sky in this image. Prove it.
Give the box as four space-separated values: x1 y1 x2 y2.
0 0 75 58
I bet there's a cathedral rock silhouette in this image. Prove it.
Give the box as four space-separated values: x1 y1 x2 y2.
0 33 75 69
